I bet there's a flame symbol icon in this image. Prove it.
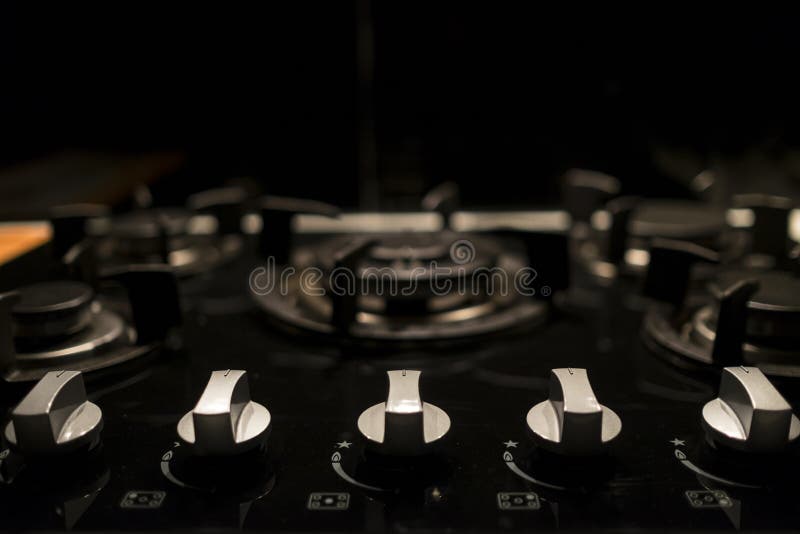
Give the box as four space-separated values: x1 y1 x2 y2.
331 451 342 463
161 451 173 462
674 449 686 460
503 451 513 462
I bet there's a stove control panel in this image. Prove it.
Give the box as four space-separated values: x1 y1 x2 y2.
1 198 799 533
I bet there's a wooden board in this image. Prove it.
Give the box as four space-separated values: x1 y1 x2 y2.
0 222 51 266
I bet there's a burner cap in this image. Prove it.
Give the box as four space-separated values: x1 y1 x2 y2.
630 201 726 240
12 281 95 339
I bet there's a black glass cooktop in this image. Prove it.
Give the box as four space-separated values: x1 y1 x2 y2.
1 231 798 533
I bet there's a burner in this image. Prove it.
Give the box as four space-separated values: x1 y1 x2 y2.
642 240 800 376
691 270 800 352
0 268 181 382
581 198 734 281
52 187 249 278
253 232 547 341
88 207 242 277
559 172 800 284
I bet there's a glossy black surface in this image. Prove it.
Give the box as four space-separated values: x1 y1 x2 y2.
1 237 799 533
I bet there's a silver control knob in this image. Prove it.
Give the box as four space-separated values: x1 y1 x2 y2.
357 370 451 456
526 368 621 455
177 370 271 456
702 366 800 452
4 370 103 455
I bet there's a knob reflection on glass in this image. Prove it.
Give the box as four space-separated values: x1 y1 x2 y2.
177 370 271 456
357 370 450 456
526 368 621 455
4 370 103 456
702 366 800 453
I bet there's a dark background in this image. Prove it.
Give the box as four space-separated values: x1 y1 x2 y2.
1 3 799 212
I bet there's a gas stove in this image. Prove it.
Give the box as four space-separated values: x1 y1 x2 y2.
1 178 799 532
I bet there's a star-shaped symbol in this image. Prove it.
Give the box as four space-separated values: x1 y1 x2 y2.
670 438 685 447
336 440 352 449
503 440 519 448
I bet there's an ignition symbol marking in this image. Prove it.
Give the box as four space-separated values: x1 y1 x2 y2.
308 492 350 510
497 491 541 510
120 490 166 509
685 490 733 509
